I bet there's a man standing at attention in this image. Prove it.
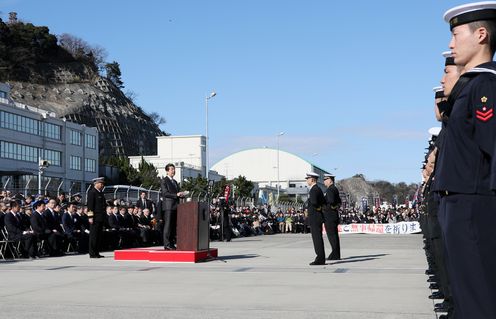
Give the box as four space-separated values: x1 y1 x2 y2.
87 177 107 258
323 174 341 261
305 172 326 266
433 2 496 318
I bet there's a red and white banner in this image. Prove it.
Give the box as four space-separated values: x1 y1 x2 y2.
333 222 421 235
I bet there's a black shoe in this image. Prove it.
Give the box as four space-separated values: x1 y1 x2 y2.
429 283 439 290
429 291 445 299
89 255 100 259
434 302 449 313
427 276 438 283
327 255 341 260
309 260 326 266
164 245 176 251
97 255 105 258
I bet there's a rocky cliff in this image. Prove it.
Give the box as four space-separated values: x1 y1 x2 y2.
1 17 165 158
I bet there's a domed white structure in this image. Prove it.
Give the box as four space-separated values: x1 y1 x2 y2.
211 148 331 200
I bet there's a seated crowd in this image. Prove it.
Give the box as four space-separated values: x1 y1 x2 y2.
0 190 419 259
0 191 162 259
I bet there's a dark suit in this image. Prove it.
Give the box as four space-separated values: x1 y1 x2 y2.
136 198 154 212
307 184 326 263
161 176 180 248
323 184 341 260
62 211 87 253
43 209 63 232
4 212 36 257
86 186 107 257
30 210 62 255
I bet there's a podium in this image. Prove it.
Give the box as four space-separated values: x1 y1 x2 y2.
177 201 209 251
114 201 217 263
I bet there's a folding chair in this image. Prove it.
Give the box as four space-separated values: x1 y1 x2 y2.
1 228 20 259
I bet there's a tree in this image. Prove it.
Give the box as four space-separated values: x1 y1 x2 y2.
125 89 138 103
212 177 229 198
105 61 124 88
181 175 208 196
148 112 166 126
101 156 140 185
89 44 108 73
231 175 254 198
137 158 161 189
58 33 91 59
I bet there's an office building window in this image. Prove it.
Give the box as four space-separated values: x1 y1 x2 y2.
85 158 96 172
43 122 61 140
0 141 38 163
0 141 61 166
43 149 61 167
85 134 96 149
0 110 61 139
0 91 7 99
70 155 82 170
70 130 82 146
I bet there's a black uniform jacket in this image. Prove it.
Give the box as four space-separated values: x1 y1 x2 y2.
86 187 107 222
323 185 341 212
433 62 496 194
307 184 325 215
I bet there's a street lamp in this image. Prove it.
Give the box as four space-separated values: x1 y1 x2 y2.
205 91 216 180
276 131 285 200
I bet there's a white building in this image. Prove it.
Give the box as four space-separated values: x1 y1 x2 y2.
128 135 223 183
211 148 332 201
0 83 99 195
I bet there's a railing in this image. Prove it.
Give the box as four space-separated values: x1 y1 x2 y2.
101 185 161 205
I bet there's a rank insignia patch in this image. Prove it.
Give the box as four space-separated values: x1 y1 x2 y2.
476 99 493 122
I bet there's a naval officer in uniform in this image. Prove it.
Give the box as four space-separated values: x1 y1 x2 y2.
87 177 107 258
305 172 326 265
323 173 341 260
433 3 496 318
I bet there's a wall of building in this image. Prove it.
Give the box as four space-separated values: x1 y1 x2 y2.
211 148 331 199
0 83 98 195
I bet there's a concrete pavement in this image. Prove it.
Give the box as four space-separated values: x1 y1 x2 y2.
0 233 436 319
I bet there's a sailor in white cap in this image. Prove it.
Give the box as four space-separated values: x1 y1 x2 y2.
432 3 496 318
322 173 342 260
305 172 326 265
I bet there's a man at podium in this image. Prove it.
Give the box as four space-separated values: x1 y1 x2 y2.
161 163 186 250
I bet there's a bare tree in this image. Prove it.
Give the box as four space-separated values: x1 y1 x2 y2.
149 112 166 126
90 44 108 73
125 90 138 103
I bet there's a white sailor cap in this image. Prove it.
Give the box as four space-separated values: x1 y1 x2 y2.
442 51 456 66
433 86 445 99
92 177 105 184
305 172 319 179
323 173 335 180
444 1 496 30
428 127 442 137
442 51 453 59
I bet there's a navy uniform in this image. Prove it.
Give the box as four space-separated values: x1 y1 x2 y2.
305 172 326 265
87 177 107 258
432 3 496 318
322 174 341 260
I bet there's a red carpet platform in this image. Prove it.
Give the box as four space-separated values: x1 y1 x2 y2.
114 247 218 263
